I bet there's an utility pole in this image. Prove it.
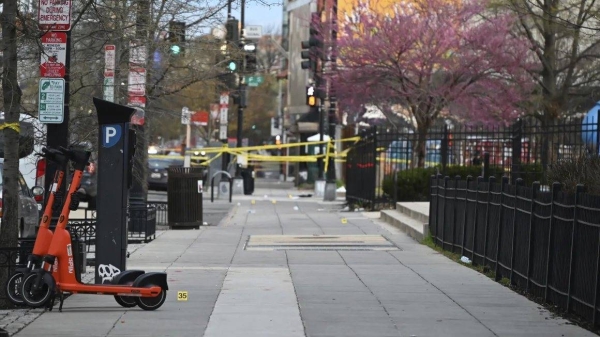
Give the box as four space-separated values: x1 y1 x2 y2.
236 0 246 152
324 0 338 201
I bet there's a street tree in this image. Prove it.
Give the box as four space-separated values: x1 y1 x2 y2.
332 0 536 167
0 0 23 305
497 0 600 164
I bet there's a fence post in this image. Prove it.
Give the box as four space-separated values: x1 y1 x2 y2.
429 175 436 238
494 176 509 281
461 175 473 257
452 175 460 253
567 184 584 314
483 176 496 265
434 174 442 245
544 182 561 303
393 169 398 207
371 127 378 210
441 124 449 171
471 176 483 263
511 119 523 184
526 181 540 293
441 176 450 250
483 152 490 181
510 178 524 285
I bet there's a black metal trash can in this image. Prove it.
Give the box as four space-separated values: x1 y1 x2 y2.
241 166 255 195
167 167 204 229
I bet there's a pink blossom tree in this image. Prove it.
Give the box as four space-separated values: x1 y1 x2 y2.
331 0 537 167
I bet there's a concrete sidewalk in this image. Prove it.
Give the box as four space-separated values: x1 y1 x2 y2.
12 197 594 337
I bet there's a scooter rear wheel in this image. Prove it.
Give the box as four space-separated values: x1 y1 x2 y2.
5 272 25 305
134 286 166 311
21 273 53 308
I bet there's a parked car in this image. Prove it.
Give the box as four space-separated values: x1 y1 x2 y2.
147 157 183 190
0 159 42 238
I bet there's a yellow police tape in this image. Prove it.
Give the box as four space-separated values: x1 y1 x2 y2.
0 123 21 133
150 136 361 165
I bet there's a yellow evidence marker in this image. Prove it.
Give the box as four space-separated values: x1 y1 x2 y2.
177 291 188 301
251 200 255 205
341 218 348 224
272 200 277 204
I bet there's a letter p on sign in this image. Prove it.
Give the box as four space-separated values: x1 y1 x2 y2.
102 124 122 148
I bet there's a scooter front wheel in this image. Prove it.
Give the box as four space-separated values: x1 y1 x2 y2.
135 286 167 311
21 272 54 308
5 272 25 305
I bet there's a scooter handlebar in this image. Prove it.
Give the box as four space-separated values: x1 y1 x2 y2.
39 147 69 165
58 146 91 171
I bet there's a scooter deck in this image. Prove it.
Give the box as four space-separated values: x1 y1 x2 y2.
56 282 162 297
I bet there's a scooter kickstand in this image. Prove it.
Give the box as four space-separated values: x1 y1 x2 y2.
46 294 55 311
58 292 65 312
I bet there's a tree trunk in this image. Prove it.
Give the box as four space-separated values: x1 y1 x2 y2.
0 0 23 308
414 123 429 168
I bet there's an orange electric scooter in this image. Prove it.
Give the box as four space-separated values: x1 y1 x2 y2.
20 147 168 311
5 147 68 305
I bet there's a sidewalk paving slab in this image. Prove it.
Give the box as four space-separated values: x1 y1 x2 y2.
9 198 596 337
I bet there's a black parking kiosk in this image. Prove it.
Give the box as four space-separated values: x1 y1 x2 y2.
93 98 136 284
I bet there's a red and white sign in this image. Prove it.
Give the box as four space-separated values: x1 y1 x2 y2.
192 111 209 126
129 41 147 65
40 32 67 78
38 0 71 31
128 95 146 108
127 68 146 96
219 92 229 124
130 107 145 125
104 45 116 77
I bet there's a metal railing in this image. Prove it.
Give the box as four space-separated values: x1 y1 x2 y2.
430 174 600 327
346 117 600 210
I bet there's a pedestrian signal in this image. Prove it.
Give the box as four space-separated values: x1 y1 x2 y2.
306 86 316 106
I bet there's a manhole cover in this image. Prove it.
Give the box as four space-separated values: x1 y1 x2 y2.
244 235 401 251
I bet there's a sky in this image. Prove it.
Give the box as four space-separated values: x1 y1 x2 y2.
232 0 284 33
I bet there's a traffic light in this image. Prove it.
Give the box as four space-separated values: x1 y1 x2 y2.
306 85 317 107
225 19 240 46
169 21 186 55
300 14 322 72
243 43 257 72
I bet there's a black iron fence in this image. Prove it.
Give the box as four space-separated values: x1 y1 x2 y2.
430 174 600 327
346 117 600 210
148 202 168 226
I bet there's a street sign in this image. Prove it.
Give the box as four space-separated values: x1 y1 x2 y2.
39 78 65 124
219 92 229 105
127 95 146 108
130 108 145 126
104 45 116 77
219 92 229 124
40 32 67 78
244 25 262 39
127 67 146 96
191 111 209 126
103 77 115 102
181 106 190 125
129 41 147 65
219 124 228 140
245 75 264 87
38 0 72 31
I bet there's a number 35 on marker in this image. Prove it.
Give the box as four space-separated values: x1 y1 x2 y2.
177 291 188 301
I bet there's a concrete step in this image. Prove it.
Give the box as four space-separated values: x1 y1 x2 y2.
381 209 429 242
396 202 430 224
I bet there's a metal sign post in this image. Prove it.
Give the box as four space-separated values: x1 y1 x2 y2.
93 97 136 284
